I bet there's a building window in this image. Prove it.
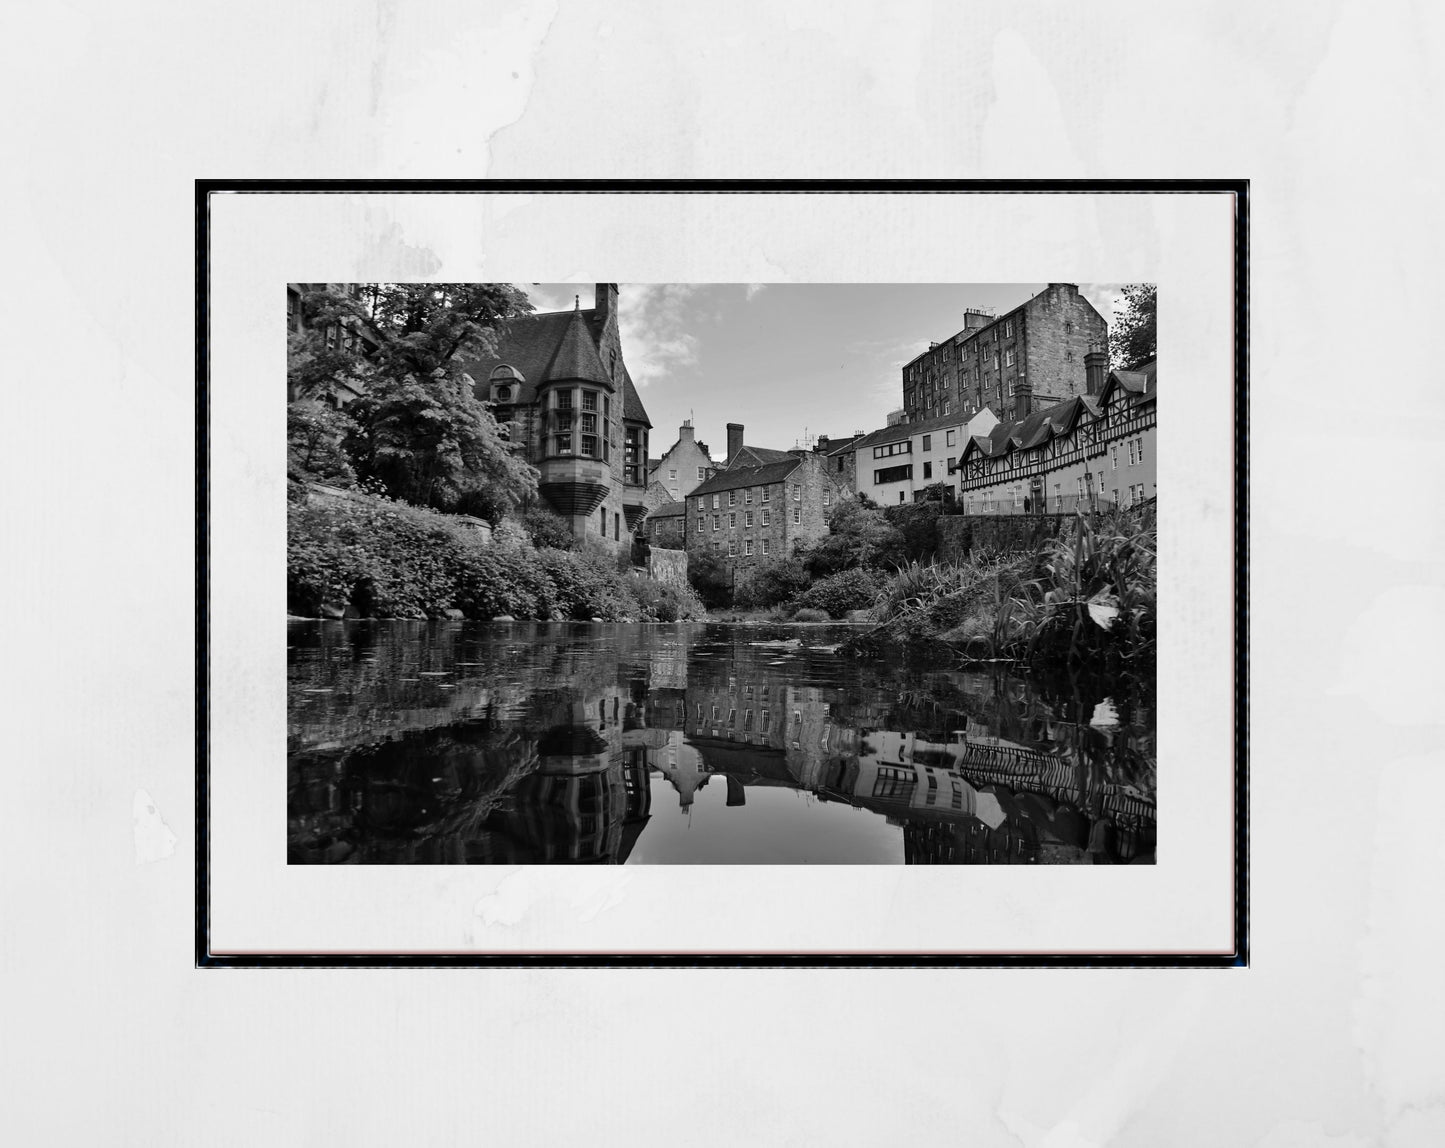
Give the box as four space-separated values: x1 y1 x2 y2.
615 512 620 540
745 510 754 527
942 401 950 416
946 430 956 447
599 507 606 534
581 434 598 457
729 512 736 528
745 539 754 556
899 492 906 504
712 494 720 510
761 487 771 503
728 541 737 557
922 434 931 451
946 456 955 472
728 490 737 507
872 442 911 459
698 466 706 480
1112 446 1118 470
1005 348 1015 367
761 509 770 526
745 488 753 504
669 468 677 479
923 462 932 479
792 484 801 502
874 464 912 484
993 354 1000 371
712 516 719 531
582 392 598 412
696 497 706 512
792 508 801 524
697 517 704 534
822 489 830 506
761 539 770 555
1136 438 1145 463
837 457 845 472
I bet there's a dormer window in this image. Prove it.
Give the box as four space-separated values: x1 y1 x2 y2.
496 385 511 402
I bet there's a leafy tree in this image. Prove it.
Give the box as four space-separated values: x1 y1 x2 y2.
287 400 359 485
343 372 537 518
1109 283 1157 371
734 558 811 609
289 284 540 518
802 498 905 577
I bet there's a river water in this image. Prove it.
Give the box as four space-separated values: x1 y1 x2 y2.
288 621 1156 865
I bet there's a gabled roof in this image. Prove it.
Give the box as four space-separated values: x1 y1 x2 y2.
961 364 1157 465
725 445 796 470
461 305 652 427
691 458 801 497
647 500 688 519
544 306 612 386
822 435 862 457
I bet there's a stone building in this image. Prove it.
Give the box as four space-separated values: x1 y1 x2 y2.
642 499 687 550
901 283 1108 426
647 420 715 503
956 356 1157 514
844 407 1000 506
684 450 849 577
462 284 653 555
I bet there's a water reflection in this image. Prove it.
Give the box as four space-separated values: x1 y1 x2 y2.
288 621 1156 865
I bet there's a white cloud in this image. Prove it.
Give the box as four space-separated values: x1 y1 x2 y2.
744 283 768 301
617 284 701 387
1080 283 1128 328
520 283 579 314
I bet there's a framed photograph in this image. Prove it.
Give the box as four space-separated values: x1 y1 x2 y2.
199 180 1246 965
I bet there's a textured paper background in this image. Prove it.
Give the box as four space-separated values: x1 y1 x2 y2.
5 1 1443 1144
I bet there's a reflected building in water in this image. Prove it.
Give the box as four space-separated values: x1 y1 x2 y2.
289 621 1156 865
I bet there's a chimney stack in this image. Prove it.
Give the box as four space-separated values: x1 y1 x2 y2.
594 283 619 335
726 423 744 463
679 420 694 441
1084 348 1109 395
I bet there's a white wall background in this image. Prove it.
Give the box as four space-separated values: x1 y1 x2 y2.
3 2 1443 1145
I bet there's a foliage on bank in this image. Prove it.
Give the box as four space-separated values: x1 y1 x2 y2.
288 488 705 623
846 506 1156 670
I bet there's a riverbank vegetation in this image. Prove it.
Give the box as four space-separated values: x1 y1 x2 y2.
845 504 1156 671
288 490 705 622
688 490 1155 668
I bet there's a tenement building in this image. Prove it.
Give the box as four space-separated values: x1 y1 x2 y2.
642 499 687 550
647 420 715 504
901 283 1109 427
463 284 653 554
685 451 849 576
955 355 1157 514
845 408 1000 506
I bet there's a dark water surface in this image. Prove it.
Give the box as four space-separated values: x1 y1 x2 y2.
288 621 1156 865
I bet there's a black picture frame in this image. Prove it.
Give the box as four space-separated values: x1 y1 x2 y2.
197 178 1248 968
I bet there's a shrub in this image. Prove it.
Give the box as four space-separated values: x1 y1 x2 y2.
734 558 811 609
624 573 706 622
687 550 733 610
802 499 905 577
792 607 829 623
792 567 885 619
536 548 635 620
516 504 578 551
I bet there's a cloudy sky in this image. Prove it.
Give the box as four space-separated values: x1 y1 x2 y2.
520 283 1127 457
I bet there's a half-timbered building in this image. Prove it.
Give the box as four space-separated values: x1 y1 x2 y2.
955 358 1157 514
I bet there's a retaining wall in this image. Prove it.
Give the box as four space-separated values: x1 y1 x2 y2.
647 547 689 588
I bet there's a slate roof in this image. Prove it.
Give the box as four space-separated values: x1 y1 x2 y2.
821 435 862 457
690 458 801 497
461 304 652 427
847 410 972 454
725 445 797 469
963 363 1158 461
647 500 688 519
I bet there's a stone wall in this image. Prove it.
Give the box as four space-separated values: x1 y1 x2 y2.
936 513 1073 561
647 547 689 588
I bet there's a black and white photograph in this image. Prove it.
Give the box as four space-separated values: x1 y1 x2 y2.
285 280 1160 866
